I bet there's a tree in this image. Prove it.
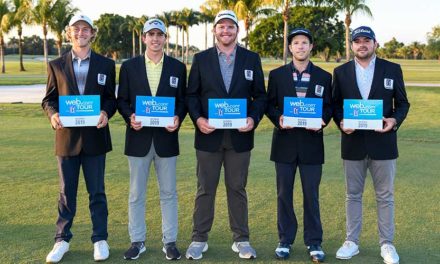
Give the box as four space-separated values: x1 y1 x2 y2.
32 0 56 68
425 25 440 61
92 13 131 60
379 37 404 59
262 0 309 64
120 15 138 58
249 5 344 61
234 0 271 48
0 0 11 73
334 0 372 61
408 41 424 60
137 15 148 55
9 0 32 71
49 0 78 57
170 10 181 58
158 11 172 55
179 8 199 64
199 4 216 49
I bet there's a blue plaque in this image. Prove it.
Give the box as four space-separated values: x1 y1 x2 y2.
208 99 247 129
59 95 100 127
135 96 175 127
343 99 383 130
283 97 323 128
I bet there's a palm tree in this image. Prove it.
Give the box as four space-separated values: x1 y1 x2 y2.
32 0 56 68
334 0 372 61
137 15 148 55
262 0 307 64
234 0 271 48
179 8 199 64
120 15 138 57
199 3 216 49
158 11 172 55
0 0 11 73
170 10 181 58
49 0 78 57
9 0 32 71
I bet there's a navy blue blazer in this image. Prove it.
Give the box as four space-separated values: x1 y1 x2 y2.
266 62 332 164
332 57 410 160
42 50 116 156
117 54 187 157
186 45 267 153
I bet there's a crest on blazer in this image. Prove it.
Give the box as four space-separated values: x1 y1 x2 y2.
170 76 179 88
315 85 324 97
384 78 394 90
244 69 253 81
97 73 107 85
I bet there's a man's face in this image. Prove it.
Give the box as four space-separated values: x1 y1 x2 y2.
288 35 313 62
143 29 166 53
213 19 238 47
69 21 94 48
351 36 377 60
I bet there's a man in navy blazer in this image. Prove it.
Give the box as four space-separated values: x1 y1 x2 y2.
117 18 186 261
185 10 266 260
42 14 116 263
266 28 331 263
333 26 409 264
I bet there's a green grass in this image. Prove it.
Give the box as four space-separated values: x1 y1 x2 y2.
0 86 439 263
1 55 439 85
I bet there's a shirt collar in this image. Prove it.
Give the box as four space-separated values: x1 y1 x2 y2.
354 54 376 69
216 44 237 57
290 60 312 74
145 52 164 65
71 49 91 61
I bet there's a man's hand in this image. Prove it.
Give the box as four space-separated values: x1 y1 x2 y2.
279 115 293 129
130 113 142 131
238 117 255 132
97 111 108 129
340 119 355 134
196 117 215 134
375 117 397 133
50 113 63 130
165 116 180 132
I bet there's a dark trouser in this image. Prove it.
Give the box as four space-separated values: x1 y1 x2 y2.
276 161 323 246
55 153 108 243
192 132 251 242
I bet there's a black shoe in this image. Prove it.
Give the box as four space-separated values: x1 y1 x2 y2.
124 242 146 260
275 243 291 260
307 245 325 263
162 242 181 260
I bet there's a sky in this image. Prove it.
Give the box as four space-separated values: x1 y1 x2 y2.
5 0 440 49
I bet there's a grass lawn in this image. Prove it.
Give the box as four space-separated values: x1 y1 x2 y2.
1 55 439 85
0 86 439 263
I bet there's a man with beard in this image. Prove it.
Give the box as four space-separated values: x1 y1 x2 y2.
266 28 332 263
42 14 116 263
333 26 410 264
185 10 266 260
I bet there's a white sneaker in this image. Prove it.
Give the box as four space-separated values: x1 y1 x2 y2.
185 241 208 260
381 244 399 264
93 240 110 261
232 241 257 259
336 240 359 259
46 241 69 263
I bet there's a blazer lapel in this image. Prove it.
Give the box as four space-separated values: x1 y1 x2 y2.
209 47 228 94
62 52 79 95
349 60 363 99
228 46 243 94
368 58 384 99
156 54 170 96
306 62 317 98
137 55 151 95
83 51 97 95
283 63 296 97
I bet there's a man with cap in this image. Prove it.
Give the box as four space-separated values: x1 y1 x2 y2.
42 14 116 263
117 17 186 261
333 26 409 264
185 10 266 260
266 28 331 262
